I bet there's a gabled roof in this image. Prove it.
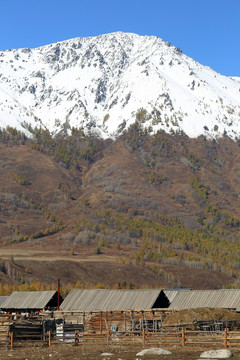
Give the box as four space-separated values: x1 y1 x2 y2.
169 289 240 311
1 291 57 310
163 290 180 303
0 296 9 308
60 289 164 311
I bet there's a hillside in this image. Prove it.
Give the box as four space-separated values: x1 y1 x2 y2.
0 126 240 290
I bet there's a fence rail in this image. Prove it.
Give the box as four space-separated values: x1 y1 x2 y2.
6 328 240 349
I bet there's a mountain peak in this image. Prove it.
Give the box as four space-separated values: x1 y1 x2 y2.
0 32 240 139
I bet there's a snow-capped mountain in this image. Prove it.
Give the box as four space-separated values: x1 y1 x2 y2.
0 32 240 139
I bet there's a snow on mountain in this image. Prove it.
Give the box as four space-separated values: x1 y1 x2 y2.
0 32 240 139
232 77 240 83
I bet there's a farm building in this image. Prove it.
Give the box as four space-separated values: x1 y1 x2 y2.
55 289 172 332
167 289 240 311
60 289 170 311
1 291 60 313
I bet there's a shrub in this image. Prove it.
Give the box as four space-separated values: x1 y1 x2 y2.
94 247 102 254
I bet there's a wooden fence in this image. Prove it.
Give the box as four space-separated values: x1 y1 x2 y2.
0 315 14 347
7 328 240 349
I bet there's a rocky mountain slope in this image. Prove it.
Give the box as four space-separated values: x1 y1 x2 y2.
0 32 240 139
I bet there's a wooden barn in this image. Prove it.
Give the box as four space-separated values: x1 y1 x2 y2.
55 289 172 332
164 289 240 311
1 291 60 313
60 289 170 311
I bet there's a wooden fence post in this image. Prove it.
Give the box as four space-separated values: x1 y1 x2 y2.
75 330 79 346
48 330 51 347
142 329 145 348
224 328 228 348
181 328 186 347
9 332 13 350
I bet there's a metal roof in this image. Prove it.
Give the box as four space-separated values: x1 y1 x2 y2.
1 291 57 310
163 289 191 303
0 296 9 308
163 290 180 303
169 289 240 311
60 289 164 311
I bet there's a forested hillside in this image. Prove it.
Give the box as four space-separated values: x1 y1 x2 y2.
0 125 240 292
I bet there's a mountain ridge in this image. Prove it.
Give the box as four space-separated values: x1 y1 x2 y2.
0 32 240 139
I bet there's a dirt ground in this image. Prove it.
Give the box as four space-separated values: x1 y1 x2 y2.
1 343 240 360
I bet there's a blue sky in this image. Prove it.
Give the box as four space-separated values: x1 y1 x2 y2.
1 0 239 76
